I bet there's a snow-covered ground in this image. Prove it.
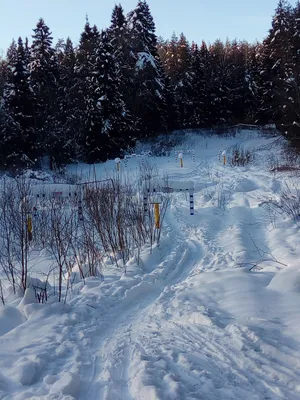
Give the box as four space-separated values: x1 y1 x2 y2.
1 130 300 399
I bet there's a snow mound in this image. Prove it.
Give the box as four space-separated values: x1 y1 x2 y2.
18 288 36 311
268 268 300 293
50 371 80 398
0 305 26 336
15 355 45 386
234 177 258 192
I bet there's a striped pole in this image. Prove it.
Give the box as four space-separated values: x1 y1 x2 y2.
78 199 83 221
143 195 148 215
189 192 194 215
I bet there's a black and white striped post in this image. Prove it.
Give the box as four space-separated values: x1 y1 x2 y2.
189 191 194 215
143 195 148 215
78 199 83 221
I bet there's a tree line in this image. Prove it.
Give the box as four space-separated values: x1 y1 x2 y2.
0 0 299 169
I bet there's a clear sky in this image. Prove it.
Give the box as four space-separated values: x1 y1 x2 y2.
0 0 297 56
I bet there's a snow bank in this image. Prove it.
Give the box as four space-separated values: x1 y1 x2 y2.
0 306 26 336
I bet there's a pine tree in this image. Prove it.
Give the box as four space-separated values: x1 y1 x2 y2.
29 18 59 163
86 29 134 162
75 21 102 161
258 0 293 124
109 4 137 130
0 58 8 98
227 40 249 124
284 1 300 127
127 0 167 136
1 37 36 168
188 43 209 127
56 37 79 162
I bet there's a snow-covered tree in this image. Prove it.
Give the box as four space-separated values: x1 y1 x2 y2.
1 37 36 168
85 29 135 162
29 18 59 161
258 0 293 124
56 37 79 163
127 0 167 136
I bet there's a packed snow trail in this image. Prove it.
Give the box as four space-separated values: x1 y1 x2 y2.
78 207 204 400
77 167 300 399
1 132 300 399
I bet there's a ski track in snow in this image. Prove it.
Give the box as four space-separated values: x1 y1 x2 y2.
1 133 300 399
78 154 300 399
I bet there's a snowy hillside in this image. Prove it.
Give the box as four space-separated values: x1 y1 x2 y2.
1 130 300 400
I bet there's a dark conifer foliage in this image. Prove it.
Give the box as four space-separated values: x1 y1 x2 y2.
75 21 102 162
0 37 35 167
2 0 300 168
29 18 59 161
108 4 137 133
56 37 78 163
128 0 167 136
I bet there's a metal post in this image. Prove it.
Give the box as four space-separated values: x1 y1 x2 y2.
189 192 194 216
78 199 83 221
143 195 148 215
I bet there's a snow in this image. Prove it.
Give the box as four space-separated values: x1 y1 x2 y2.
136 52 157 70
1 130 300 399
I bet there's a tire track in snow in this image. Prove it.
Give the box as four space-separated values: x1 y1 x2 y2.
79 207 204 400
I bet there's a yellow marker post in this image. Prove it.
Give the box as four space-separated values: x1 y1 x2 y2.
179 152 183 168
27 215 33 242
222 151 226 165
154 203 160 229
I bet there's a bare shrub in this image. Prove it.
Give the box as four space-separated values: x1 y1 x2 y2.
0 177 32 293
238 234 287 271
47 197 79 302
227 144 253 167
84 178 148 272
0 280 5 305
271 182 300 224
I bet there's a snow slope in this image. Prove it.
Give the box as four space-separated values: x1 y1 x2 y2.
1 131 300 399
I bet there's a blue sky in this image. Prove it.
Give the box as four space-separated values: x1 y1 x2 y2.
0 0 296 56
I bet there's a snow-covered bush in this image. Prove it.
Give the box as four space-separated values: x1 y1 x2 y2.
228 144 253 167
273 182 300 224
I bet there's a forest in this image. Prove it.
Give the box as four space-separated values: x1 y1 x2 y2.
0 0 298 168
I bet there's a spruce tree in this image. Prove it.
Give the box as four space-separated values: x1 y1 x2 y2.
56 37 79 162
258 0 293 124
109 4 137 131
75 21 102 162
127 0 167 136
29 18 59 163
1 37 36 168
87 29 134 161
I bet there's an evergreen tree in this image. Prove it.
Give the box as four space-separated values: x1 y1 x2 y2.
75 21 102 161
285 1 300 126
56 37 79 163
1 37 36 168
29 18 59 163
0 58 8 98
188 43 210 127
173 33 192 127
127 0 167 136
85 29 134 162
109 4 137 130
258 0 293 124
